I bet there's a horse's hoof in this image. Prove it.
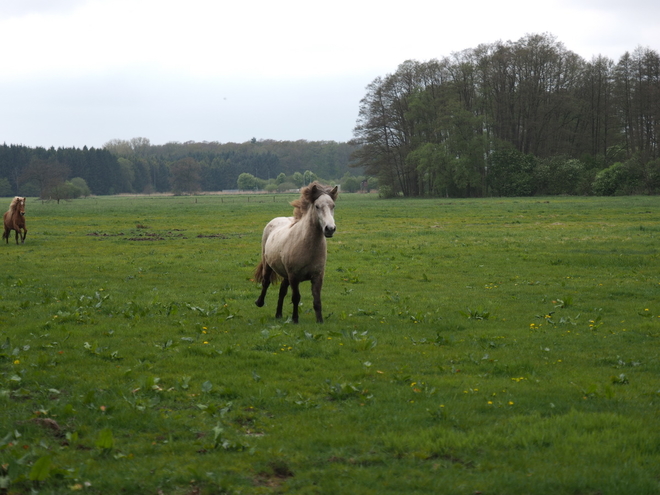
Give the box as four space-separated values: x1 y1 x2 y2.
255 299 264 307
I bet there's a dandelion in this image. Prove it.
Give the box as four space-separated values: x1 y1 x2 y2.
508 401 514 405
13 360 20 365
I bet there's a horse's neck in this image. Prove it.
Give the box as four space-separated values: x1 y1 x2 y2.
297 208 323 240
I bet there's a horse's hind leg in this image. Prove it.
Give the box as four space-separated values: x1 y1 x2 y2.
255 264 273 308
275 278 289 319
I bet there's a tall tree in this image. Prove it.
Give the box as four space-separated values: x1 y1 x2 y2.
170 158 201 195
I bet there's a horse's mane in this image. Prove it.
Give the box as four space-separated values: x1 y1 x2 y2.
291 182 334 221
7 197 24 214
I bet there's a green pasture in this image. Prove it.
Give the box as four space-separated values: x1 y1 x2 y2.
1 193 660 494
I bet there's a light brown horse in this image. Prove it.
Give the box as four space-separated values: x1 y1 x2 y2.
3 197 28 244
254 182 338 323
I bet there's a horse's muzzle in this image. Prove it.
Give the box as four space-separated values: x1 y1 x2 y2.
324 226 336 238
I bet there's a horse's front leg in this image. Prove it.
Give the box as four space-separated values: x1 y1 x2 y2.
14 230 19 245
311 275 324 323
275 278 289 319
21 227 27 244
290 279 301 324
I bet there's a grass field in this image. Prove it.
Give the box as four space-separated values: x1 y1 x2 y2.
1 193 660 494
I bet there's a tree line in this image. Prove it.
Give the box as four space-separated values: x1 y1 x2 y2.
351 33 660 197
0 139 360 198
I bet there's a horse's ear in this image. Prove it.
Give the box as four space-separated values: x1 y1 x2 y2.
309 183 323 202
330 186 338 201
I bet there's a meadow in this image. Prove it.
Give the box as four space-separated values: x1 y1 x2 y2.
1 192 659 494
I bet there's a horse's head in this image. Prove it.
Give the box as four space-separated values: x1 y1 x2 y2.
10 196 26 216
311 184 338 238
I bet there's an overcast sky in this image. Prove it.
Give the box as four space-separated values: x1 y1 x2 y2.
1 0 658 149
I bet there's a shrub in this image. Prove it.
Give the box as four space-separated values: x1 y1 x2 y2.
488 147 536 196
342 176 361 193
70 177 91 197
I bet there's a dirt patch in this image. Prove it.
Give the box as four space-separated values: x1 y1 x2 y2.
196 233 228 239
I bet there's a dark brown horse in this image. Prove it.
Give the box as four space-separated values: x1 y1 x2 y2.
3 196 27 244
254 182 338 323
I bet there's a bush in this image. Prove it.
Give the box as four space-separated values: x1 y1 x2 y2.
488 148 536 196
237 173 257 191
70 177 91 197
342 176 361 193
378 185 398 198
592 163 626 196
534 157 588 195
277 181 297 192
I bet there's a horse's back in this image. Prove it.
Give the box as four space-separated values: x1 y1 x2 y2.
262 217 292 244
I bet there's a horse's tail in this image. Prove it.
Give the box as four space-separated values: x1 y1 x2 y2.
254 260 281 285
253 261 266 284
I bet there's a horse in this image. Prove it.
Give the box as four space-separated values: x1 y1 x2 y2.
254 182 338 323
3 197 27 245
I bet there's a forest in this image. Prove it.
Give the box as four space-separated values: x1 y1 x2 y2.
352 33 660 197
2 33 659 199
0 139 359 198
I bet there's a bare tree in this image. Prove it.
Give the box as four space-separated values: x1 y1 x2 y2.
19 159 70 201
